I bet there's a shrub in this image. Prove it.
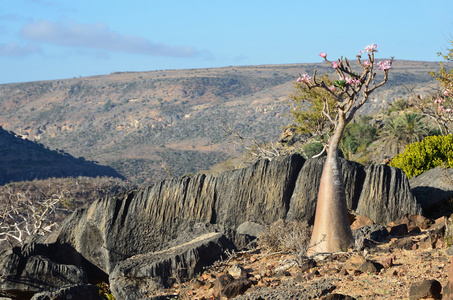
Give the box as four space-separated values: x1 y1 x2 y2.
389 134 453 178
340 116 378 159
257 219 312 256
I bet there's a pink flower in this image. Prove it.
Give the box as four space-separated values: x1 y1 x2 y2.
301 73 311 83
363 60 370 66
319 52 327 58
345 76 352 85
329 85 335 92
357 50 364 58
345 76 360 86
377 60 392 71
297 73 311 83
434 98 445 104
365 44 378 53
332 61 340 69
446 108 452 113
444 90 450 96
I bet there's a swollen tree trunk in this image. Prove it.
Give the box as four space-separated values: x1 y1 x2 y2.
306 120 354 256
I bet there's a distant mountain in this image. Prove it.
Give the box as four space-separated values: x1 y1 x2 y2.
0 126 124 185
0 60 441 185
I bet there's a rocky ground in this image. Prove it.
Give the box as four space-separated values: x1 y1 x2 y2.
147 215 452 300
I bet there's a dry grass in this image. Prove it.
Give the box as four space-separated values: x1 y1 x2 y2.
257 219 312 256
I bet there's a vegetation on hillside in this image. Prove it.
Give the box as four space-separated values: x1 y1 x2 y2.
387 41 453 177
0 62 439 185
389 134 453 178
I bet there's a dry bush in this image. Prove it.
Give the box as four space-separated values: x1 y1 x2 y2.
258 219 313 256
0 176 134 249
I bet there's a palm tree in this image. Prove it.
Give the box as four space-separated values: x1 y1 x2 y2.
381 113 433 155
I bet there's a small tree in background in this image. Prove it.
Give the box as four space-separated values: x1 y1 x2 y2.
380 113 435 155
293 44 393 255
412 41 453 135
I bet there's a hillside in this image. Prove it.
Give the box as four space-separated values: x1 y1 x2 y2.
0 126 124 185
0 60 441 185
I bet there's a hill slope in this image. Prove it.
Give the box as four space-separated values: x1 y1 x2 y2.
0 60 440 184
0 126 124 185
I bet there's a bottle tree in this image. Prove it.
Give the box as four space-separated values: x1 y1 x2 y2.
295 44 393 255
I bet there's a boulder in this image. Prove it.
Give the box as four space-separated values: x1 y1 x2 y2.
213 154 305 227
0 243 88 299
236 221 266 238
353 225 389 243
356 164 422 224
410 167 453 219
109 232 235 300
409 279 442 300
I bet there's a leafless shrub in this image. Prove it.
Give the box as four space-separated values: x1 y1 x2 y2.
0 186 66 246
222 122 283 166
258 219 313 256
0 176 134 249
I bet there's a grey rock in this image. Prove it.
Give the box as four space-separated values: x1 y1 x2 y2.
410 167 453 219
0 244 87 299
234 278 336 300
109 232 235 300
356 164 422 224
353 224 389 243
389 224 409 237
228 264 246 278
213 154 305 227
213 274 235 297
221 279 252 298
30 284 101 300
237 221 265 238
409 279 442 300
358 260 384 274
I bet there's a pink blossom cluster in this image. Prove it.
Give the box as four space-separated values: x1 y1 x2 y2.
364 44 378 53
435 94 452 114
332 61 340 69
319 52 327 58
438 105 452 113
377 60 392 71
297 73 311 83
434 98 445 104
345 76 360 86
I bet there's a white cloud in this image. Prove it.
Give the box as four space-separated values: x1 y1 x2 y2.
0 42 41 56
20 19 198 57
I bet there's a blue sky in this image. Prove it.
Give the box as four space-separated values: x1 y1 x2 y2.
1 0 452 84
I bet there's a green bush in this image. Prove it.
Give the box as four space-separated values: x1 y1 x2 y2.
389 135 453 178
340 116 378 159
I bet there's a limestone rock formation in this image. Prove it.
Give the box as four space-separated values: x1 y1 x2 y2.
0 154 428 299
410 167 453 219
356 164 422 224
110 232 234 300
